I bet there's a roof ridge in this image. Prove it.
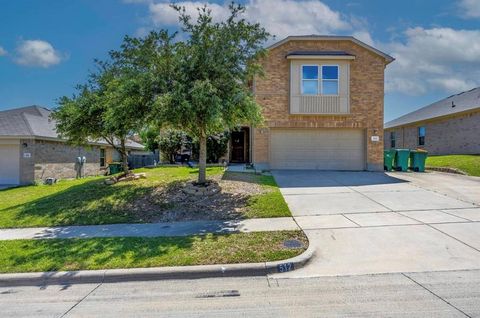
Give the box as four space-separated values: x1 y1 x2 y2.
21 112 35 136
385 86 480 128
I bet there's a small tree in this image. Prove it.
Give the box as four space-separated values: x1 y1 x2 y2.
54 31 175 175
53 64 142 174
140 125 160 152
158 129 188 163
155 3 269 184
191 133 229 163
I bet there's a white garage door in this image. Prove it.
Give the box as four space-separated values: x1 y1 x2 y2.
270 129 366 170
0 144 20 184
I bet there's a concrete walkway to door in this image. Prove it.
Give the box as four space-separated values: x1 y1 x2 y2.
271 170 480 278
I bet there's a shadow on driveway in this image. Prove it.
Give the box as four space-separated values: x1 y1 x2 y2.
271 170 409 188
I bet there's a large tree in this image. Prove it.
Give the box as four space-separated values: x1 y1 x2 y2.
155 3 269 184
53 31 175 174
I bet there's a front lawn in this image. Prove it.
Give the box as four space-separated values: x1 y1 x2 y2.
0 231 307 273
0 167 291 228
426 155 480 177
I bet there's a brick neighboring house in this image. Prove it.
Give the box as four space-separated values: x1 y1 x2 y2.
228 35 394 171
0 106 145 185
384 87 480 155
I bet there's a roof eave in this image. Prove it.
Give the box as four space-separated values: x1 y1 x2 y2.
385 107 480 129
268 35 395 64
286 55 356 60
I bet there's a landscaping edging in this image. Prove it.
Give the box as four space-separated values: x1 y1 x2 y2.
426 166 468 175
0 243 315 287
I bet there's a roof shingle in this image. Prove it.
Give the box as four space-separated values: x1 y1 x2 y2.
385 87 480 129
0 105 144 149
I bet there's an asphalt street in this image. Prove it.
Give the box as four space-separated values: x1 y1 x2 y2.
1 269 479 317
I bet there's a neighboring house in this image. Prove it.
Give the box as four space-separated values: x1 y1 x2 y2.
0 106 144 185
384 87 480 155
228 35 394 171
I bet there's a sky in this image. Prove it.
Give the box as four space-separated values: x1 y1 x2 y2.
0 0 479 122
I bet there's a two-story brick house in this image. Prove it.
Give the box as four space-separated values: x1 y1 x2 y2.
228 35 394 171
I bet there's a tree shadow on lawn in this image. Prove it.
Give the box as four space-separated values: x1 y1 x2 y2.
0 178 158 227
1 235 208 289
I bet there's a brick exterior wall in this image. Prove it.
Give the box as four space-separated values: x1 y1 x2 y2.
19 139 104 184
253 39 388 171
384 110 480 155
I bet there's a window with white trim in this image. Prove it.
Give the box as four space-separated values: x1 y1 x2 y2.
301 65 339 95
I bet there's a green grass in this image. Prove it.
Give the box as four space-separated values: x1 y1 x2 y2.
0 231 307 273
0 167 291 228
0 167 223 228
244 174 292 218
221 172 291 218
426 155 480 176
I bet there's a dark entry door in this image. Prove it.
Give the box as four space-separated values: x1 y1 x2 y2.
231 131 245 162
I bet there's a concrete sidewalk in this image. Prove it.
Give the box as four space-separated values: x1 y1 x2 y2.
0 217 299 240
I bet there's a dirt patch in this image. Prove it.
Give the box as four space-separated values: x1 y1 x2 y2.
129 173 271 222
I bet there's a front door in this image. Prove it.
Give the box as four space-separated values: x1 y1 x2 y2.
230 131 245 163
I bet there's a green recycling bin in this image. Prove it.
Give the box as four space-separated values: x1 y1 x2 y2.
409 150 428 172
108 163 122 175
394 149 410 172
384 149 396 171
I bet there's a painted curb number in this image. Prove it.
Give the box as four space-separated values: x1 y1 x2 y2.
277 262 294 273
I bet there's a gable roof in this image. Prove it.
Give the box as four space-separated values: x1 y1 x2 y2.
385 87 480 129
0 105 144 150
268 35 395 64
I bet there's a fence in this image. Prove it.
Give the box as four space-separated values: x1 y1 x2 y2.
128 151 159 169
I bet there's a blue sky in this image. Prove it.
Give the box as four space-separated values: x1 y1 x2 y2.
0 0 479 122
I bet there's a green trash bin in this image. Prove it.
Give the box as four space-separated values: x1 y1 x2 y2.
394 149 410 172
409 150 428 172
108 163 122 175
384 149 396 171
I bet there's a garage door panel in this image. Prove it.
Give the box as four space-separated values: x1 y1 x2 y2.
270 129 365 170
0 144 20 184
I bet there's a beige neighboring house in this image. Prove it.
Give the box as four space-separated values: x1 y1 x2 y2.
228 35 394 171
384 87 480 155
0 105 144 186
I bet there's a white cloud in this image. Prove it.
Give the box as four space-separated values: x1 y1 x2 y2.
133 1 480 97
459 0 480 18
384 27 480 95
352 30 374 46
147 0 359 40
14 40 63 67
0 46 7 56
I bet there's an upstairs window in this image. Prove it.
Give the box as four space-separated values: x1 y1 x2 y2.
301 65 339 96
301 65 318 94
418 126 426 146
390 131 396 148
322 65 339 95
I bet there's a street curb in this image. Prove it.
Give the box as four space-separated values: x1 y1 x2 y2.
0 244 315 287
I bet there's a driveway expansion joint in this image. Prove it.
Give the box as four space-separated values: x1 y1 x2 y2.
402 273 472 318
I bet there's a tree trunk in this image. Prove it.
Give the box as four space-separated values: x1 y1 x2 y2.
120 139 130 176
198 132 207 184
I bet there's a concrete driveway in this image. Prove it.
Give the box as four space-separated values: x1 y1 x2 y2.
271 170 480 278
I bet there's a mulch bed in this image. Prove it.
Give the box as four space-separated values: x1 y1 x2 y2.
130 173 270 222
